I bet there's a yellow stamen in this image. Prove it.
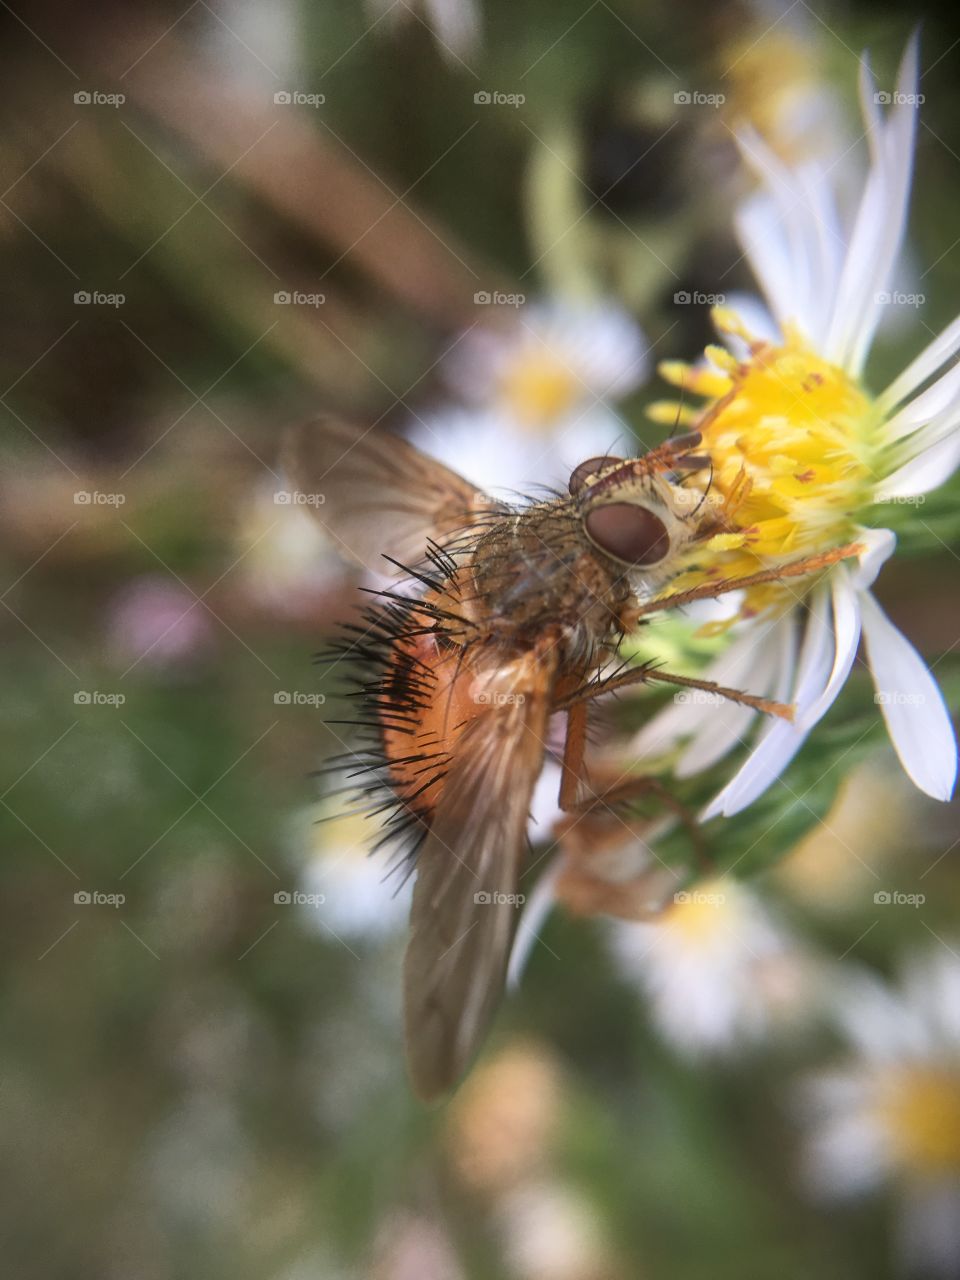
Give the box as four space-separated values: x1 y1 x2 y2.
652 310 880 620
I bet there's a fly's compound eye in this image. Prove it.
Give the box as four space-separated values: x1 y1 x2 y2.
584 502 670 566
568 455 625 496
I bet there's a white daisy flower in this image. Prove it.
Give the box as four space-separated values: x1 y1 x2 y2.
293 801 411 942
609 875 820 1058
642 36 958 816
799 946 960 1276
409 298 649 493
237 478 346 619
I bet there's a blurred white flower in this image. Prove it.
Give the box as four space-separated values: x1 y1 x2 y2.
237 478 346 619
410 299 649 493
610 875 820 1057
799 946 960 1276
295 801 412 942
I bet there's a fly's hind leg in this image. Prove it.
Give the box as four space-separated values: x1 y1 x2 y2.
556 699 709 868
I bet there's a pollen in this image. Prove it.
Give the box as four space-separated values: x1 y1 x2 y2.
653 313 880 618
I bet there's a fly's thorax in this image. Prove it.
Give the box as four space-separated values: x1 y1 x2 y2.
467 502 630 638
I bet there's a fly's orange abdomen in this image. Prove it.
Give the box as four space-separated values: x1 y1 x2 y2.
380 625 481 824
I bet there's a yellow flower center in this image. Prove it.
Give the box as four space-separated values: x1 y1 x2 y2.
500 354 581 427
650 311 880 620
877 1066 960 1177
663 878 737 943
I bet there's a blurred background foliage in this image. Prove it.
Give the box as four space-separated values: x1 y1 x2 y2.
3 1 960 1278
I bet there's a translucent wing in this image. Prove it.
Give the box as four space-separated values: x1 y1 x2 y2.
403 646 558 1101
283 417 501 574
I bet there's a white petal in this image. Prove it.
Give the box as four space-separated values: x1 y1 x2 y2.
878 311 960 415
880 433 960 498
507 857 562 988
701 609 816 820
734 194 797 335
798 569 862 730
849 527 897 591
825 37 919 374
631 621 774 764
676 625 783 777
884 357 960 443
720 291 783 361
859 590 957 800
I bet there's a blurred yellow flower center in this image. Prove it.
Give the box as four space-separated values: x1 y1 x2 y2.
878 1067 960 1176
650 312 879 620
500 354 581 427
664 879 735 943
310 808 371 862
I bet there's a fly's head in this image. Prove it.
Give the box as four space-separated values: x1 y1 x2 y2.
568 439 711 601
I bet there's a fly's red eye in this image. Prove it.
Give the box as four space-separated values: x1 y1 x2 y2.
568 455 625 495
584 503 670 565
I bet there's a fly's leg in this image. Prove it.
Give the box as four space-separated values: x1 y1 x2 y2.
556 704 709 867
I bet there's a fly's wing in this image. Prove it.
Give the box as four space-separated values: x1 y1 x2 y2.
283 417 501 574
403 646 558 1102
